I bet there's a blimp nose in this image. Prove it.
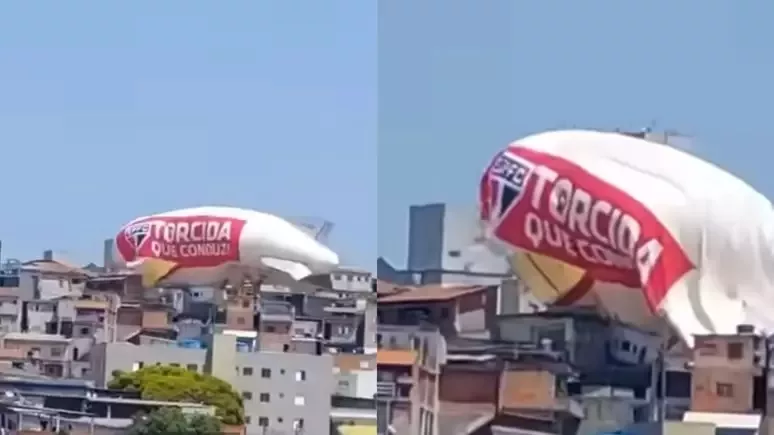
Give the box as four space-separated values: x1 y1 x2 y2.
309 247 340 275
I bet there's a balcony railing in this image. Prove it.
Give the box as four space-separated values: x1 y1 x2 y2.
376 381 396 397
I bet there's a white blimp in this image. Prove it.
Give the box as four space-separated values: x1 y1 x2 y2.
113 206 340 288
479 129 774 346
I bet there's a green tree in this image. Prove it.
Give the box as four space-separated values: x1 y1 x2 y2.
109 365 245 425
128 407 222 435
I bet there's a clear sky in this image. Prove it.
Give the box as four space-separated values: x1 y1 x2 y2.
378 0 774 266
0 2 375 269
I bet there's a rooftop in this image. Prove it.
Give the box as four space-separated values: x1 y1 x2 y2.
378 284 487 304
1 332 71 343
376 349 416 367
22 259 92 277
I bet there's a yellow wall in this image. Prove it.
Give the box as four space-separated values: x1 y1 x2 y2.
338 424 377 435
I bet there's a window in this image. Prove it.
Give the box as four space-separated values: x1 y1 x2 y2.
376 333 382 346
259 393 270 403
258 417 268 427
621 340 631 352
697 340 719 356
717 382 734 397
294 395 305 406
244 416 251 424
50 347 62 357
261 368 271 378
242 300 250 308
295 370 306 381
243 367 253 376
242 391 252 400
186 364 198 372
80 327 90 335
728 342 744 360
282 344 290 352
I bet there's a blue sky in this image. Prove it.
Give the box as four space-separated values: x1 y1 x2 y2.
378 0 774 266
0 2 375 268
2 2 773 273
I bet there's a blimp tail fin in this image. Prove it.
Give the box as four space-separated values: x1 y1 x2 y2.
127 258 179 288
291 218 334 243
260 257 313 281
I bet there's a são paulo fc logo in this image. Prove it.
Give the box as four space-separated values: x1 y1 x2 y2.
486 150 534 225
124 221 153 252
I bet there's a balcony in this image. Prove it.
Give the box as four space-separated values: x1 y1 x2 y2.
324 299 365 314
376 381 410 401
259 301 294 323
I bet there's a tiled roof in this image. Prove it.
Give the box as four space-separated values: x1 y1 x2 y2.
376 349 416 366
334 354 376 371
377 284 487 304
375 280 402 296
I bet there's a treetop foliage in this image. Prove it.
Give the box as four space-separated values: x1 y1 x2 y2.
109 365 245 425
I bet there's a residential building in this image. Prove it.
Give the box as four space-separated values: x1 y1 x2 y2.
376 347 415 434
0 332 77 378
690 325 763 413
0 245 369 433
333 396 378 435
333 353 376 399
0 375 218 435
208 332 333 434
87 328 336 434
377 284 497 337
85 270 146 303
224 280 256 331
329 266 373 294
262 282 377 354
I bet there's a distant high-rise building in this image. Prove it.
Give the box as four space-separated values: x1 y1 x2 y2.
404 203 510 286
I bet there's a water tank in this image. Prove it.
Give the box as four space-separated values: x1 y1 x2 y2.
178 339 202 349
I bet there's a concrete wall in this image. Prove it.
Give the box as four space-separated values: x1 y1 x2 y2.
89 342 207 386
